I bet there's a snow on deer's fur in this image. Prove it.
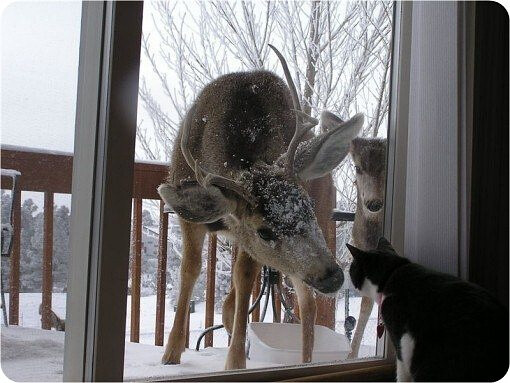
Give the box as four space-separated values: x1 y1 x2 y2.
348 137 387 358
158 45 363 369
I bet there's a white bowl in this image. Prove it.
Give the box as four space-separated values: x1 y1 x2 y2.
247 322 351 365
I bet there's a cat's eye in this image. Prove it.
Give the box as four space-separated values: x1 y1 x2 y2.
257 227 276 241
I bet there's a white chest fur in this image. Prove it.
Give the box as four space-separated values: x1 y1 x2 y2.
396 332 415 382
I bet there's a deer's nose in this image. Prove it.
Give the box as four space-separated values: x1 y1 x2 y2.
312 265 344 294
365 199 383 212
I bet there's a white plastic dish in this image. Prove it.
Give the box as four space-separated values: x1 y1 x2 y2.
246 322 351 365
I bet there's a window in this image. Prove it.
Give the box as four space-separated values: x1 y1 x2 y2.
127 0 395 379
1 1 82 381
2 1 409 381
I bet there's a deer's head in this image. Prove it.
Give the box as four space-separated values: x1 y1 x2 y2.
350 138 387 220
159 46 363 294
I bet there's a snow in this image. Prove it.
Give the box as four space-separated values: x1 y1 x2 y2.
2 293 229 349
0 326 280 382
0 169 21 178
250 167 315 237
1 293 377 381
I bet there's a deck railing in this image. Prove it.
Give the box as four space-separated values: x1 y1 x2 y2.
1 145 340 347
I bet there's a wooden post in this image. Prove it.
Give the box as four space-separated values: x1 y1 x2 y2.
41 192 54 330
307 176 336 329
251 270 261 322
130 198 142 342
185 311 190 348
155 201 168 346
204 234 217 347
273 274 282 323
9 188 21 325
228 244 238 346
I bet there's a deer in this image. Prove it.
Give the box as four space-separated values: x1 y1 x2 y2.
157 45 364 370
347 137 387 358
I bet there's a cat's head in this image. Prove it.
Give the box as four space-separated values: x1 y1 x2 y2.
346 237 409 300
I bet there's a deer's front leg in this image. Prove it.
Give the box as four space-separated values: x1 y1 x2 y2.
222 287 236 336
348 296 374 359
224 251 259 370
291 276 317 363
162 220 206 365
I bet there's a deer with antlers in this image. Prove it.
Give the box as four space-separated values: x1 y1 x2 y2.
158 45 363 369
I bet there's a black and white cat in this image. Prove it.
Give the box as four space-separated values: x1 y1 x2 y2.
347 237 508 382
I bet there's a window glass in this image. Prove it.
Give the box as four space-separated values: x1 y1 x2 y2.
128 0 392 378
1 1 81 381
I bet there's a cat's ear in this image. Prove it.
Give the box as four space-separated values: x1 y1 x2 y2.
377 237 396 254
346 243 364 259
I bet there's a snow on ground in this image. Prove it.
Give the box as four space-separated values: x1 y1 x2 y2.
1 326 280 381
3 293 377 353
1 293 377 381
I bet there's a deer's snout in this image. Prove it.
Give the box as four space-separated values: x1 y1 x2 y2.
365 199 383 213
309 264 344 294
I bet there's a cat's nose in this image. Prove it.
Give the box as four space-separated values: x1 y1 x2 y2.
365 199 383 212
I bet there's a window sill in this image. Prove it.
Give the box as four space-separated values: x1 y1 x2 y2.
153 358 394 382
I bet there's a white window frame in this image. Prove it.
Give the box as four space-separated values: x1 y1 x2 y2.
63 2 143 381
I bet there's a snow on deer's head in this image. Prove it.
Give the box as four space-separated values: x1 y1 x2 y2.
350 137 387 221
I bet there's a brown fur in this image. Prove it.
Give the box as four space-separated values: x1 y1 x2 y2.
348 137 387 358
159 69 363 368
38 304 65 331
167 71 295 186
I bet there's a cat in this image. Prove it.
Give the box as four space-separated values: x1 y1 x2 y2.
38 304 65 331
346 237 508 382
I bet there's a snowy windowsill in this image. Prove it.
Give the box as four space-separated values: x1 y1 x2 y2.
1 326 282 381
0 293 377 381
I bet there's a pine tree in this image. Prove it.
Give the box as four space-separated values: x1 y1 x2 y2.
53 205 70 292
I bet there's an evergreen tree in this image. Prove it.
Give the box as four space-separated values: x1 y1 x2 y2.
53 205 70 292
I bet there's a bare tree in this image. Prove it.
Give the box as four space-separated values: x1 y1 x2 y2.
137 0 392 295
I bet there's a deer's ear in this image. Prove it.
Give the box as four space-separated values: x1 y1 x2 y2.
321 110 344 130
295 112 363 181
158 182 237 224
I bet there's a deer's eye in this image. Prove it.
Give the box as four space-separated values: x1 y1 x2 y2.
354 165 362 174
257 227 276 241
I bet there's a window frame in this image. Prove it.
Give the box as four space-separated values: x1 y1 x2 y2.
63 1 143 381
64 1 411 381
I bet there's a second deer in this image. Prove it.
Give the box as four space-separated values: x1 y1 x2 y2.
348 137 387 358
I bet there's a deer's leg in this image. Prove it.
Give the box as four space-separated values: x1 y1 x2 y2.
162 219 206 365
348 296 374 359
224 251 259 370
222 287 236 336
291 276 317 363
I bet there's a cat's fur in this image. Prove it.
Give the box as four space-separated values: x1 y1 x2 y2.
38 304 65 331
347 238 508 382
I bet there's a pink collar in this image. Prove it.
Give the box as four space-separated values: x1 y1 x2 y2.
375 293 385 306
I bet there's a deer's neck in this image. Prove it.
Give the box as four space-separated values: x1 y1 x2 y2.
352 201 383 251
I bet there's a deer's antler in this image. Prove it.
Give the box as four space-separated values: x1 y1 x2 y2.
180 105 256 206
268 44 318 177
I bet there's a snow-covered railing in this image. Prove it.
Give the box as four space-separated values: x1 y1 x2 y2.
0 147 173 343
0 145 341 348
